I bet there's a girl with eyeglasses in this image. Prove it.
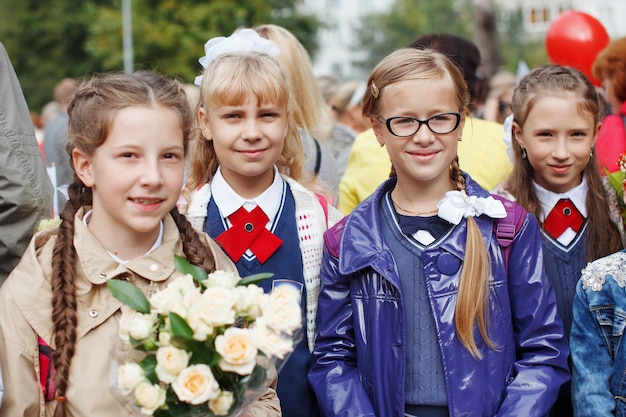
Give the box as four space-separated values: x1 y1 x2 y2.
308 48 569 417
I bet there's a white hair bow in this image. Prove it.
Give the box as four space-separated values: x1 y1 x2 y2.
194 29 280 86
437 190 507 225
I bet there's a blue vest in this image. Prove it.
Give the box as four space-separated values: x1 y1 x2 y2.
205 187 319 417
541 223 587 341
380 194 448 409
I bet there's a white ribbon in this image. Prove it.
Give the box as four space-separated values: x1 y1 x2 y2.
194 29 280 86
437 190 507 225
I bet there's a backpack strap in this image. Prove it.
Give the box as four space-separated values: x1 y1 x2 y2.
324 216 348 258
491 194 526 271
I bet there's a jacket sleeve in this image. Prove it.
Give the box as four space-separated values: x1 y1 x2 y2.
495 214 570 417
570 278 616 416
0 282 44 417
0 41 53 285
308 245 377 417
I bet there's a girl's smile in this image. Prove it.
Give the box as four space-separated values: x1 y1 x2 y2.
73 104 185 257
199 96 287 198
514 94 599 194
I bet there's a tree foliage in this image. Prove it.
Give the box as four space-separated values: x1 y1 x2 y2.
0 0 320 112
352 0 546 82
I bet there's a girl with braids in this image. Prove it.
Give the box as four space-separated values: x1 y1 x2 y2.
308 48 569 417
0 71 280 417
503 64 625 416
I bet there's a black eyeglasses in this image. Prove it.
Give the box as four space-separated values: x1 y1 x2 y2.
378 112 461 137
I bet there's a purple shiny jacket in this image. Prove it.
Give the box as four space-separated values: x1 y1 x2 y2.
308 176 570 417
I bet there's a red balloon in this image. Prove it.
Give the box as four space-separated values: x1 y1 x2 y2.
546 10 609 86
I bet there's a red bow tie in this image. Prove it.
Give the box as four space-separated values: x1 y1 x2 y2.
215 206 283 264
543 198 584 240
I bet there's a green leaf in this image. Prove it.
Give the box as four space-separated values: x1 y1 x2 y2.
169 312 194 339
174 255 207 284
140 354 158 384
106 279 150 314
606 169 626 199
238 272 273 286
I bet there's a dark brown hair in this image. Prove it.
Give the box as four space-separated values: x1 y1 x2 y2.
507 64 623 261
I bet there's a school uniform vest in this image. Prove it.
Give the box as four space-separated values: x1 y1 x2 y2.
380 194 448 412
541 223 588 340
205 190 318 417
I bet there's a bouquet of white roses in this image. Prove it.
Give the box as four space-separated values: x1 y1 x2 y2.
107 255 302 416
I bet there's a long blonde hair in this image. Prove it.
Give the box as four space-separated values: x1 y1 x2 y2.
253 24 334 141
363 48 494 358
186 52 304 192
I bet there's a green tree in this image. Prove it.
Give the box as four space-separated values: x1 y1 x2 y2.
0 0 320 112
0 0 109 112
498 7 548 74
352 0 473 72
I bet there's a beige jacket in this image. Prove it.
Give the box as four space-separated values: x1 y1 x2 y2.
0 209 280 417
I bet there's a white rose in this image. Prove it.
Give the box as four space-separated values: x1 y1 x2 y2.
234 285 266 319
169 273 199 296
215 327 257 375
133 382 166 415
117 363 146 395
155 346 189 383
172 364 220 404
149 275 199 318
209 391 234 416
149 286 185 317
262 285 302 335
193 286 236 327
203 270 241 288
186 307 214 341
253 317 294 359
119 311 155 342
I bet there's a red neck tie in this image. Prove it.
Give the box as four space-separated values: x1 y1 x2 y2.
543 198 584 240
215 206 283 264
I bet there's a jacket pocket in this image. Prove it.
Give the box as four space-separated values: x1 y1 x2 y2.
593 306 626 359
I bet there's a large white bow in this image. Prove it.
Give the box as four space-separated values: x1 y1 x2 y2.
437 190 507 225
194 29 280 85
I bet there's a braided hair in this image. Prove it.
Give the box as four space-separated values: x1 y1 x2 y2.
49 71 217 416
362 48 495 358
